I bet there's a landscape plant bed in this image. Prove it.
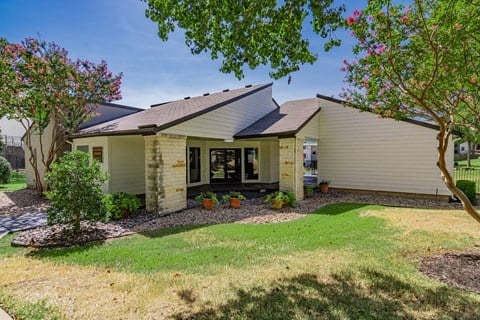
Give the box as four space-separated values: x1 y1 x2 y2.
419 249 480 294
10 190 464 248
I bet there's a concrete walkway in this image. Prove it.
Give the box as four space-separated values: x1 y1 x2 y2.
0 212 47 238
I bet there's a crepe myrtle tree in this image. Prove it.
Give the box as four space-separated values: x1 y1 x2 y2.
0 37 122 192
143 0 345 79
341 0 480 222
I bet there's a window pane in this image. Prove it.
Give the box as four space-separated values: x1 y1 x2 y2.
77 145 89 153
244 148 258 180
92 146 103 163
189 147 201 183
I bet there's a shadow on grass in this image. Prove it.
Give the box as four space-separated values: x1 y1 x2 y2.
173 268 480 320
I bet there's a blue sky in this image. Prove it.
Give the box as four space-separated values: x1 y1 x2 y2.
0 0 359 109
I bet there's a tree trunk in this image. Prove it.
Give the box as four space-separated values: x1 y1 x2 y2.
437 131 480 223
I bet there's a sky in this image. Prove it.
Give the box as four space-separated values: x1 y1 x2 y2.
0 0 359 113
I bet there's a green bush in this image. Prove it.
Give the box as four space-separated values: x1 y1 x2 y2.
0 156 12 184
104 192 141 221
456 180 477 205
44 151 109 233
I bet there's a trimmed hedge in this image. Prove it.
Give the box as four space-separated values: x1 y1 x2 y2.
456 180 477 205
0 156 11 184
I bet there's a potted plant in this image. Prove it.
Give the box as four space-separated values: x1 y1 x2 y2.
319 180 330 193
222 191 246 209
264 191 285 209
195 191 219 210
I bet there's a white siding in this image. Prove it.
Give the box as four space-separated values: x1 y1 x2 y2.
163 87 277 139
296 112 321 139
317 100 453 196
72 136 110 192
109 135 145 195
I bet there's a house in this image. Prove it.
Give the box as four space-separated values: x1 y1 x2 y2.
24 102 142 188
65 83 453 214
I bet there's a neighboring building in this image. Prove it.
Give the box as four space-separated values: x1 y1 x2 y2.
64 83 453 214
0 118 26 170
24 103 142 189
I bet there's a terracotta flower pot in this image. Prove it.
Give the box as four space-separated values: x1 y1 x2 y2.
203 198 215 210
319 184 329 193
229 198 241 209
271 199 283 209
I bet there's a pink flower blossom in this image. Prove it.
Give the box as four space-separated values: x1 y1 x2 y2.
347 16 357 26
353 10 362 17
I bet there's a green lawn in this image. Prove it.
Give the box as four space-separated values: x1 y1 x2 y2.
456 158 480 168
1 204 479 319
0 171 26 191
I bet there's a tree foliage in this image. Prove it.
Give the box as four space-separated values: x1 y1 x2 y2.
144 0 345 79
44 151 109 233
0 37 122 192
342 0 480 223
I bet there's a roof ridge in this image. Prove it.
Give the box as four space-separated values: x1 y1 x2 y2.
150 83 272 108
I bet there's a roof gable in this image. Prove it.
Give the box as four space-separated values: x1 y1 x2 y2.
235 98 321 139
77 83 272 137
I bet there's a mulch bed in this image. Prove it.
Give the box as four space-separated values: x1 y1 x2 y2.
419 249 480 294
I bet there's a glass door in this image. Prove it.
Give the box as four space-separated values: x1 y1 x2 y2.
210 149 241 183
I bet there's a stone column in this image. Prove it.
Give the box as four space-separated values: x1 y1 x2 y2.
145 134 187 213
279 137 304 200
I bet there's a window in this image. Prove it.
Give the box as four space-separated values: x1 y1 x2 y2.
92 146 103 163
244 148 259 180
189 147 201 183
77 145 89 153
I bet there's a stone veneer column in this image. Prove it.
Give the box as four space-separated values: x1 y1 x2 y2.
145 134 187 213
279 137 304 200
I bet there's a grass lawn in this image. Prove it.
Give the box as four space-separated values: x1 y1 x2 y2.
456 158 480 168
0 171 26 191
0 203 479 319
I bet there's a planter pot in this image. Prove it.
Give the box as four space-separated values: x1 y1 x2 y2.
229 198 241 209
271 199 284 209
319 184 329 193
203 198 215 210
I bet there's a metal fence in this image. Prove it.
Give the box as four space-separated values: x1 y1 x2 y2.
454 168 480 193
0 135 25 170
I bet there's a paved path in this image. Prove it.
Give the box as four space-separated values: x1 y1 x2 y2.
0 212 47 238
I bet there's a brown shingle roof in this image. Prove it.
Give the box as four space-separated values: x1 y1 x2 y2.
76 83 272 137
234 98 320 138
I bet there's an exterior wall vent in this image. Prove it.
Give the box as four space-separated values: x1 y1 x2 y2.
184 96 190 99
223 89 230 92
203 93 210 96
245 84 252 88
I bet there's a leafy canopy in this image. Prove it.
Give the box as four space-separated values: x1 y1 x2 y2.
144 0 345 79
0 37 122 192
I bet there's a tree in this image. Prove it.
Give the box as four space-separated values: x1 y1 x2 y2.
341 0 480 223
44 151 109 234
0 127 4 153
0 38 122 192
143 0 345 79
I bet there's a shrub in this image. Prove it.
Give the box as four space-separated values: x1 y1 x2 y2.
222 191 246 202
0 156 11 184
44 151 109 233
195 191 219 205
104 192 141 221
456 180 477 205
264 191 297 207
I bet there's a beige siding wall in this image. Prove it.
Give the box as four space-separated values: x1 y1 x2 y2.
317 100 453 196
109 135 145 195
186 138 279 186
72 136 110 192
163 87 277 139
296 111 321 139
25 121 56 189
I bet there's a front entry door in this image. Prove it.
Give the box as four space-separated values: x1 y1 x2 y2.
210 149 241 183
